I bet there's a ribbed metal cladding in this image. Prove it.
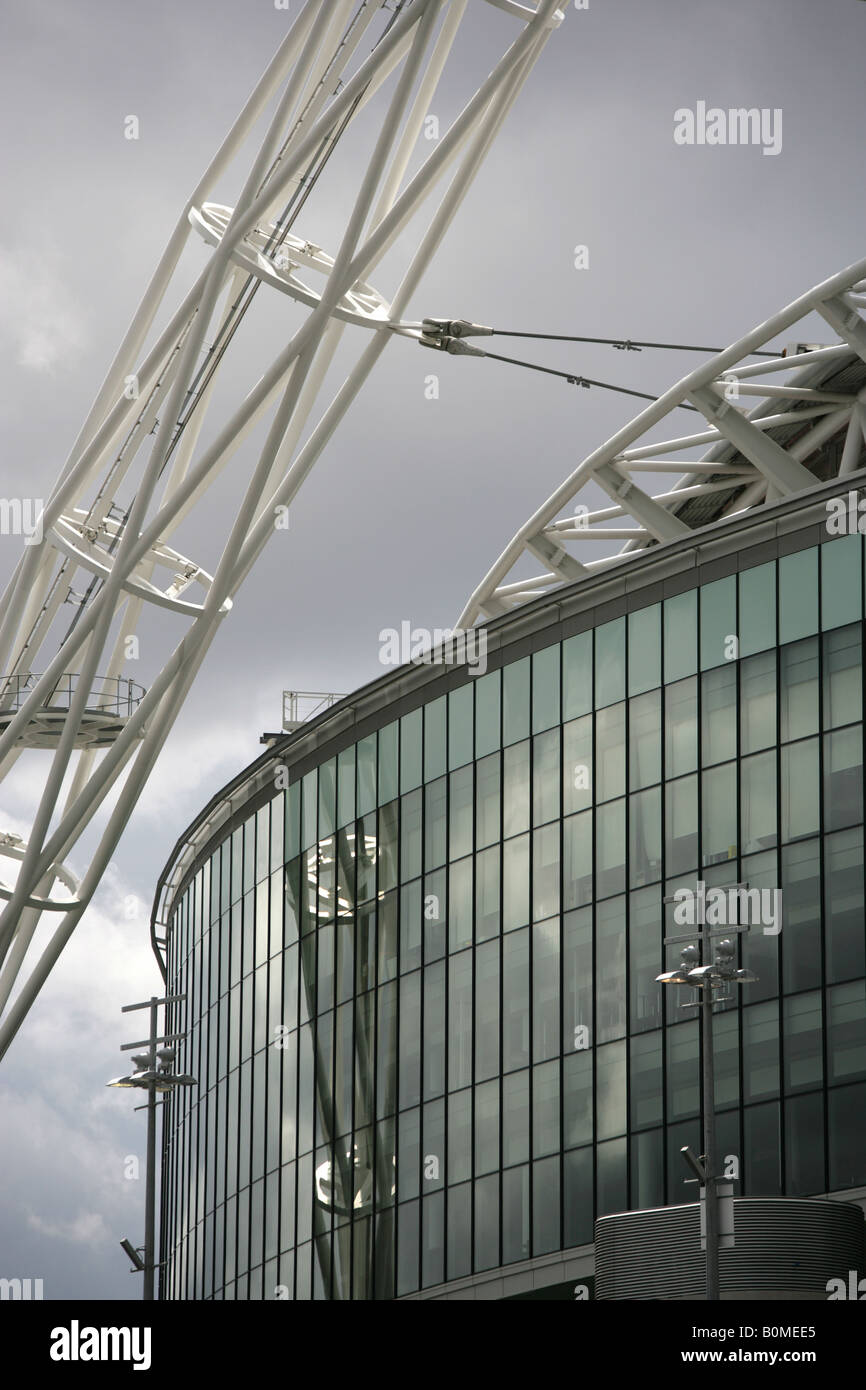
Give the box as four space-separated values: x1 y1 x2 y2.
595 1199 865 1300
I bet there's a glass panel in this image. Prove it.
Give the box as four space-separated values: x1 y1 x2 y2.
503 740 530 836
823 624 862 729
630 787 661 887
424 697 446 782
827 981 866 1084
400 881 422 975
446 1182 471 1280
502 1165 530 1265
596 799 625 898
475 940 500 1082
533 825 560 922
786 1092 824 1195
502 1069 529 1165
474 1174 499 1271
596 1137 627 1216
828 1083 866 1189
596 897 626 1043
666 1020 699 1121
743 1001 779 1102
357 736 377 817
781 739 819 842
423 962 446 1098
595 617 625 708
596 1040 626 1140
503 658 530 747
378 800 399 894
629 690 661 791
714 1009 740 1111
449 764 473 862
824 726 863 831
448 857 473 952
400 709 422 794
502 833 530 931
779 548 818 643
741 750 777 853
532 1154 560 1255
665 775 698 875
476 753 500 848
563 908 593 1053
784 992 823 1094
563 1146 593 1246
781 839 821 993
780 638 818 742
424 777 447 870
474 1079 499 1175
665 677 697 778
564 714 593 815
475 845 500 942
739 561 776 656
532 918 560 1061
378 722 398 805
503 929 530 1072
447 1090 471 1184
700 576 736 670
743 1101 781 1195
821 531 861 629
630 1032 663 1130
701 664 736 765
474 670 501 758
628 603 661 695
532 728 560 826
596 703 625 802
448 684 473 770
424 867 446 963
664 589 697 682
532 1059 559 1157
740 649 776 754
563 1050 593 1148
631 1128 664 1209
563 630 592 720
400 790 422 882
563 810 592 910
702 763 736 868
337 747 357 828
448 952 473 1090
532 643 560 733
629 888 662 1034
825 827 865 984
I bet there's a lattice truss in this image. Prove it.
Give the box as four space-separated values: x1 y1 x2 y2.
459 261 866 627
0 0 566 1059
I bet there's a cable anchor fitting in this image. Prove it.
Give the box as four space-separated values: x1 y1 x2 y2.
420 317 494 340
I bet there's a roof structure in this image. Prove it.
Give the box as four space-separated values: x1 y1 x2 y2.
458 258 866 627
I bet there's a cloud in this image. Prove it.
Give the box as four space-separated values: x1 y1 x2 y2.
0 244 87 372
27 1209 111 1247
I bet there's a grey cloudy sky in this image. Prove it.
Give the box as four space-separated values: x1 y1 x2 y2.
0 0 864 1300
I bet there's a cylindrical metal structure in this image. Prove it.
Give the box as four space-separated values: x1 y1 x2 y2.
595 1199 865 1300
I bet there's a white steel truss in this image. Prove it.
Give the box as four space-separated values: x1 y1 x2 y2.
0 0 565 1060
458 259 866 626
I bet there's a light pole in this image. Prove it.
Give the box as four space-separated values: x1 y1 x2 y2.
107 994 195 1300
658 914 756 1300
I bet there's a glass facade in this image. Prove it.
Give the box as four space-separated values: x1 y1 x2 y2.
158 528 866 1299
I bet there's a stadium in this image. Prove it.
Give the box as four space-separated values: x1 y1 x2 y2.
150 266 866 1298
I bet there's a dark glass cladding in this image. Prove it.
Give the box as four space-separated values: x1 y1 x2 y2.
159 532 866 1299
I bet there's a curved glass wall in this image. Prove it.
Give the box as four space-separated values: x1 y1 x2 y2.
159 530 866 1299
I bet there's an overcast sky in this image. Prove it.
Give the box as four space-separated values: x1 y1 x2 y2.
1 0 865 1300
